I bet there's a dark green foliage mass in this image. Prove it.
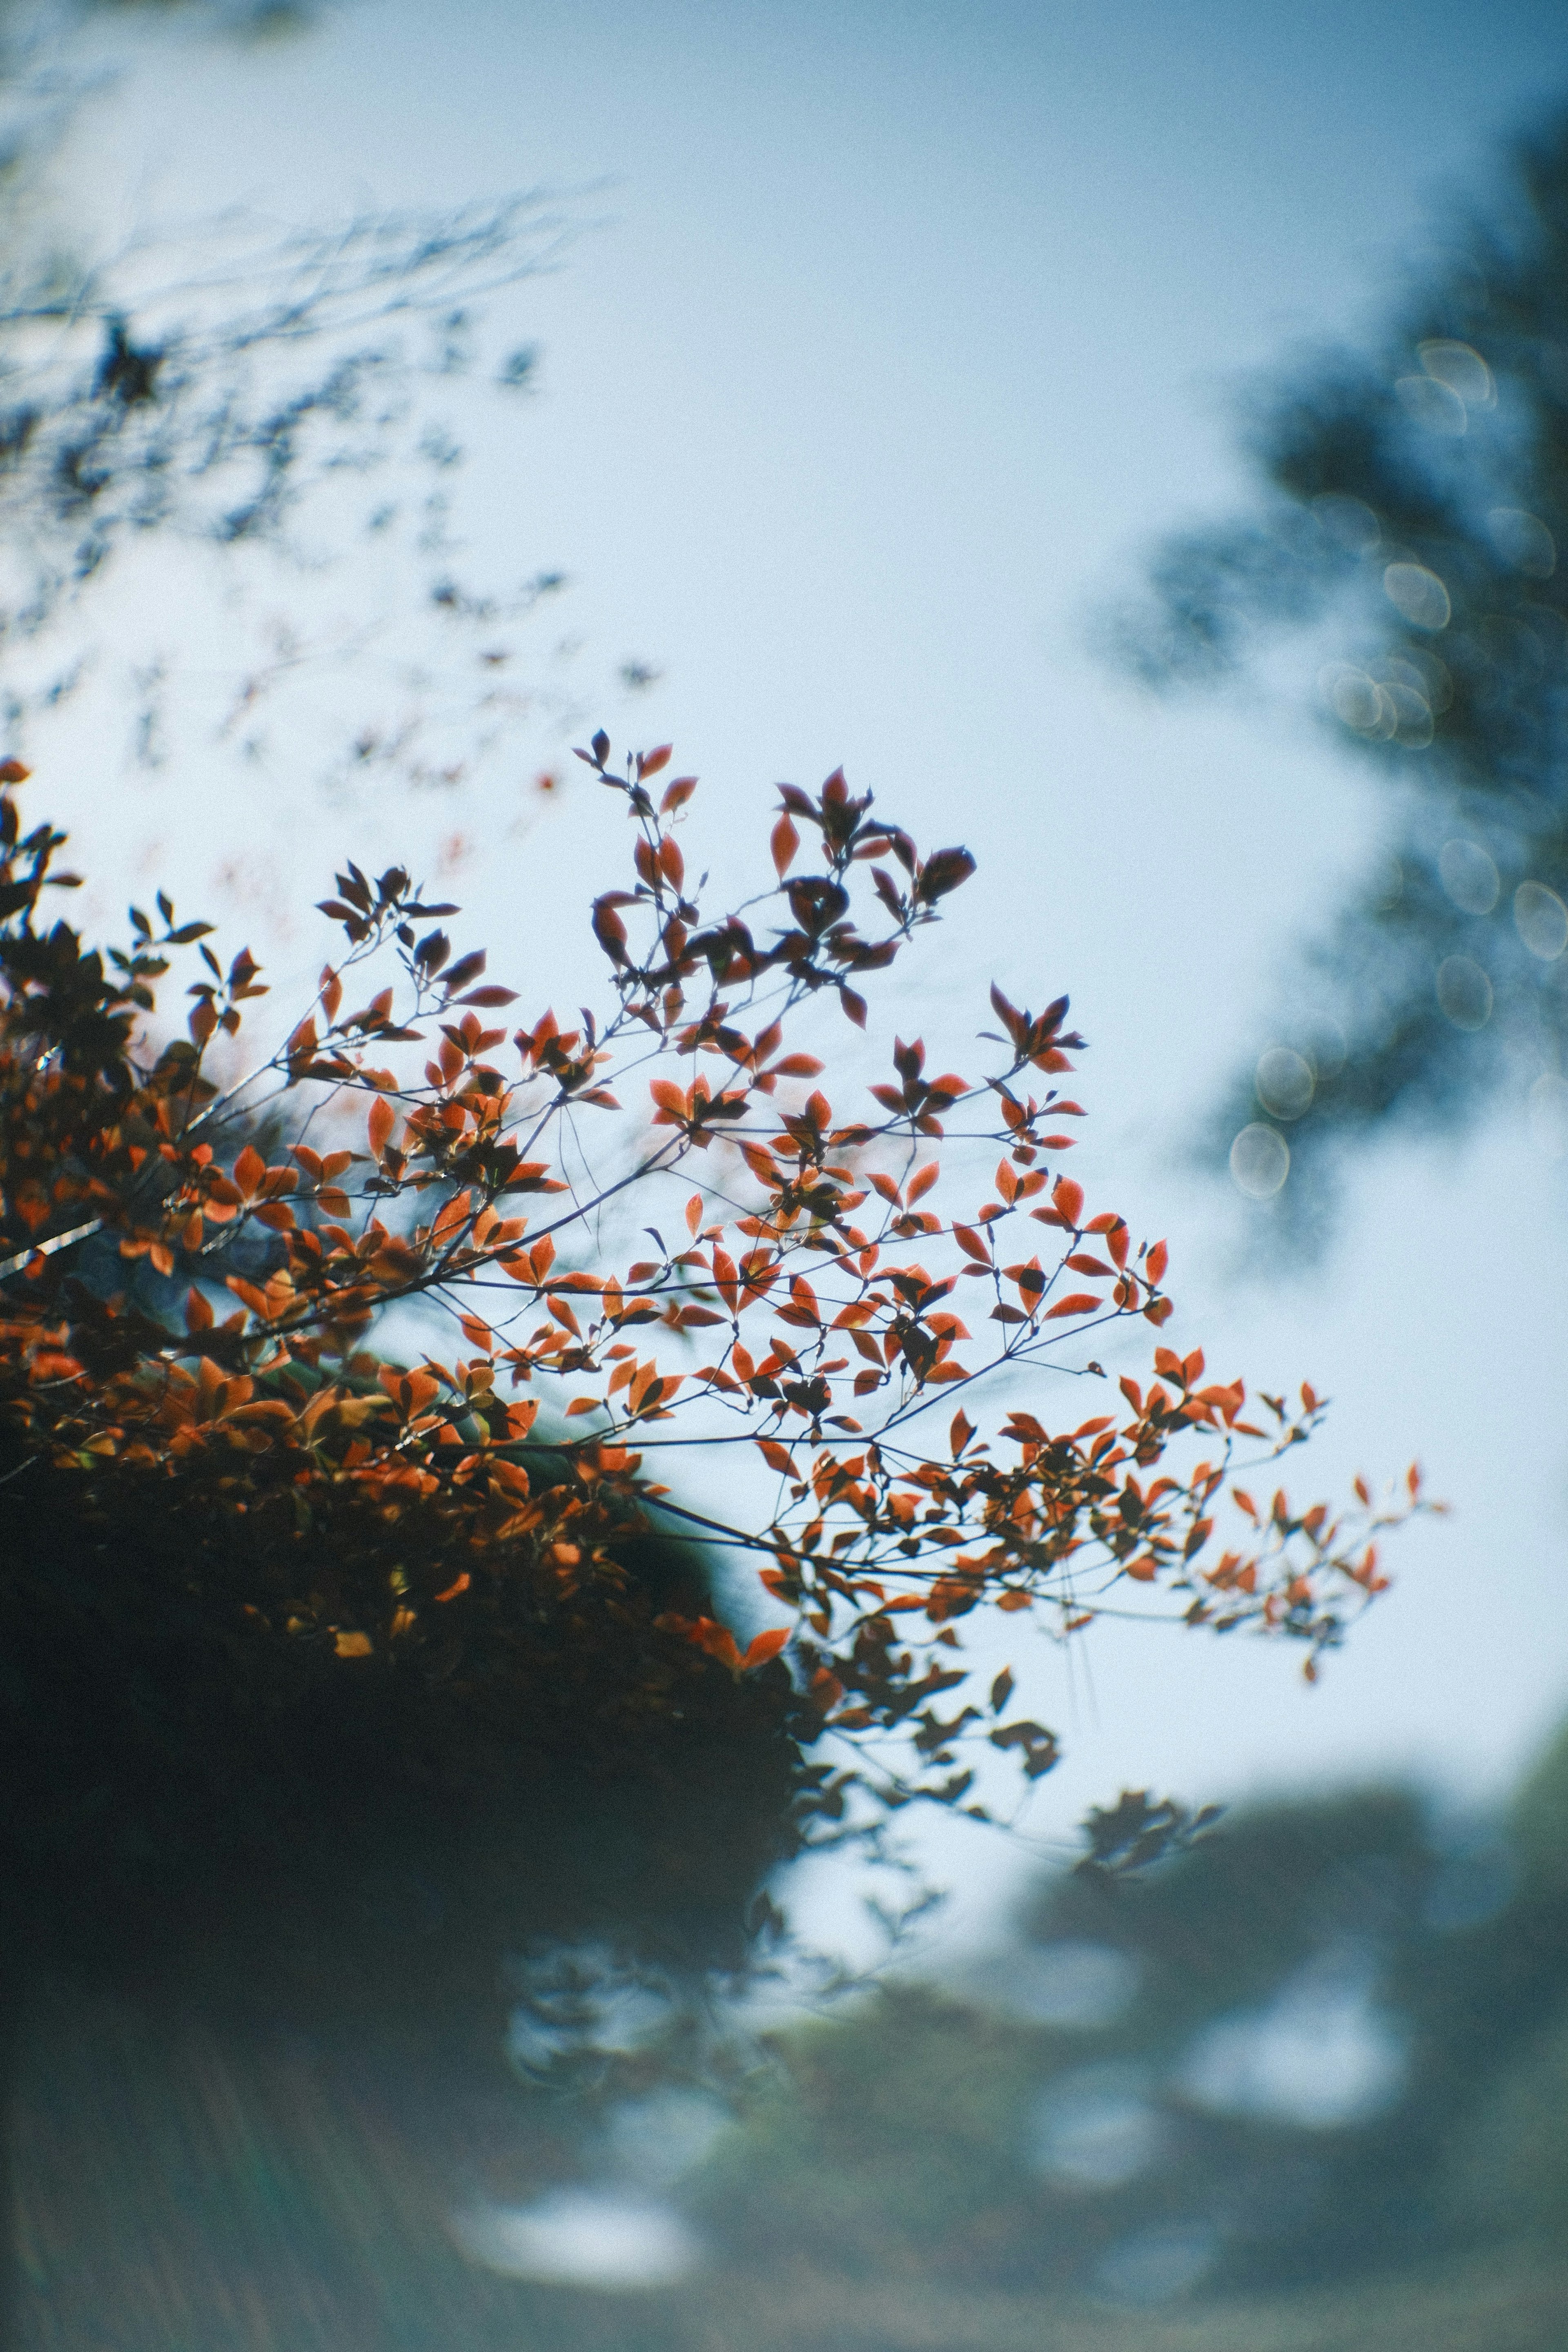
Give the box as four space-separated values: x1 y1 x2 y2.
0 1421 803 2033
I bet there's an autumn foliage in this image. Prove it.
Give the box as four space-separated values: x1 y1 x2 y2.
0 744 1426 1871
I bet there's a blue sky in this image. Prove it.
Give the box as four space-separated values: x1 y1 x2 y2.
52 0 1568 1945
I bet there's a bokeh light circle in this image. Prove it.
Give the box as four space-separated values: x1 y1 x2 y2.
1514 881 1568 962
1439 838 1500 915
1229 1124 1290 1199
1383 562 1452 630
1436 956 1493 1031
1255 1047 1314 1120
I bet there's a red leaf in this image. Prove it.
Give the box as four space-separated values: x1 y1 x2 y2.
1043 1292 1102 1320
233 1143 265 1198
742 1627 791 1671
368 1097 396 1158
1052 1176 1084 1227
771 814 800 879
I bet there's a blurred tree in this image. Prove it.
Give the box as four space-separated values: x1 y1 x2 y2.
1111 110 1568 1237
700 1731 1568 2304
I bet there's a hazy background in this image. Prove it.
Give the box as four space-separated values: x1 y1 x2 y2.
33 0 1568 1956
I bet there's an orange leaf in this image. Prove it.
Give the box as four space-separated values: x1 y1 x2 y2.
368 1096 396 1158
1044 1292 1102 1319
434 1572 471 1603
907 1161 940 1202
1052 1176 1084 1227
771 814 800 878
742 1627 791 1671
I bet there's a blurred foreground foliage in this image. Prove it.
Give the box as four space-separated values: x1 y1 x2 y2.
698 1720 1568 2306
1114 109 1568 1236
13 1729 1566 2344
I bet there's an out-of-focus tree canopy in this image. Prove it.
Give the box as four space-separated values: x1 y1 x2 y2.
0 0 613 822
700 1724 1568 2305
1113 110 1568 1237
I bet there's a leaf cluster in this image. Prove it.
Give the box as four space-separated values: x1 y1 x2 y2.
0 748 1426 1886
